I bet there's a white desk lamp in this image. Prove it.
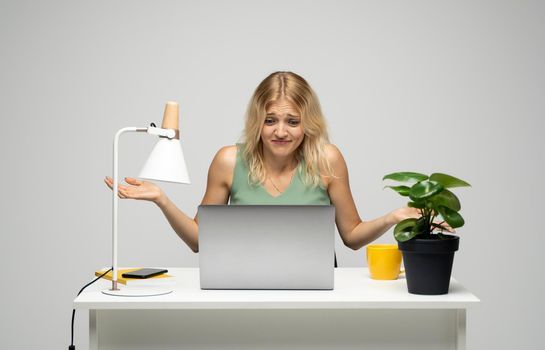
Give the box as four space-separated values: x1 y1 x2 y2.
102 101 190 297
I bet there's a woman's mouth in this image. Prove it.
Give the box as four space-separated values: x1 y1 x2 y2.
271 140 291 145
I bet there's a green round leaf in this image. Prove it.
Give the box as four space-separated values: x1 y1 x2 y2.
437 205 465 228
383 172 428 183
394 218 418 242
384 185 411 196
429 173 471 188
407 201 425 209
430 189 461 211
409 180 444 201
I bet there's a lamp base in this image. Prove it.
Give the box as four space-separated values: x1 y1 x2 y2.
102 287 173 297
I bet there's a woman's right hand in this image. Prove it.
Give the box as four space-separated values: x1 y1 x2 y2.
104 176 165 204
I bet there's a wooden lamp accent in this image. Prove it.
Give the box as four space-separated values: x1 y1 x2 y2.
162 102 180 139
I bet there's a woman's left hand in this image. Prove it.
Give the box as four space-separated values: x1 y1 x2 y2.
388 207 455 233
388 207 421 225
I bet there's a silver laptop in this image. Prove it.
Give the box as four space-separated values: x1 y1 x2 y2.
198 205 335 290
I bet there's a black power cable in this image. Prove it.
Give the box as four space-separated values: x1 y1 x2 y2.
69 268 112 350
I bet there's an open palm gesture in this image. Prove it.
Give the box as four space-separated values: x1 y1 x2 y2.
104 176 163 203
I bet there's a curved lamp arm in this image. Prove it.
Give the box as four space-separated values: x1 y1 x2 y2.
111 126 177 291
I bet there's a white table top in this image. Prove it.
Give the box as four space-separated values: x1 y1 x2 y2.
74 268 480 310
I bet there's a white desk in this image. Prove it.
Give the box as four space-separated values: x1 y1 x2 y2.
74 268 479 350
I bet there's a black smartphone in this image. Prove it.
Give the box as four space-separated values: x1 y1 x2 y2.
121 268 168 279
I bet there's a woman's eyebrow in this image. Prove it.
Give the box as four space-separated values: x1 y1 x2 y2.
266 113 300 118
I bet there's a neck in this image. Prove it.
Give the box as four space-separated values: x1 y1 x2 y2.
262 149 297 175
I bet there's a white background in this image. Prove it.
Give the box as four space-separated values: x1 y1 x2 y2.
1 0 543 349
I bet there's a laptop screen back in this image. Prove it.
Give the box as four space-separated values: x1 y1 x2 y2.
198 205 335 290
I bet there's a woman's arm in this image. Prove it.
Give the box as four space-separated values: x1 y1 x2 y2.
324 144 419 250
157 146 235 252
105 145 236 253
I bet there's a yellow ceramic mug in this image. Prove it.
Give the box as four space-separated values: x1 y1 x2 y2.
366 244 405 280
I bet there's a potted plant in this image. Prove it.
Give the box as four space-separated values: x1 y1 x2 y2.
383 172 471 295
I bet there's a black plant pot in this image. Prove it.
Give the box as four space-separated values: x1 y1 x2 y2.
398 235 459 295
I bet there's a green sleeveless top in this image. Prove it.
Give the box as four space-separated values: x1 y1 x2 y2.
229 144 337 267
229 144 331 205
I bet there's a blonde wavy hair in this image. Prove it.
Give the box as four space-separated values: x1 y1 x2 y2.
242 71 334 188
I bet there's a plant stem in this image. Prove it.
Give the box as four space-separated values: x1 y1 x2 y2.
430 211 437 235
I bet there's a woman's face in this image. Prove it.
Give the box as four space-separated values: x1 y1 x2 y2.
261 98 305 159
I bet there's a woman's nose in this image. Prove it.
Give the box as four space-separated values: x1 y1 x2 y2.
275 123 288 137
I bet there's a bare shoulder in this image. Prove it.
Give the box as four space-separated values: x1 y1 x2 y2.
320 144 347 187
324 143 344 165
208 145 237 188
212 145 237 167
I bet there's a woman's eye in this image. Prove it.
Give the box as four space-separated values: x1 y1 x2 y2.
288 119 300 126
265 118 276 125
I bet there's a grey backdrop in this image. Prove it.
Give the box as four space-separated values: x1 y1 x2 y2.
1 0 544 349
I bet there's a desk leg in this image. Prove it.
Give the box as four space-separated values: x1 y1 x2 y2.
89 310 98 350
456 309 466 350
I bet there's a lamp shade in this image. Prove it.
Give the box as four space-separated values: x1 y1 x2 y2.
138 137 190 184
138 101 190 184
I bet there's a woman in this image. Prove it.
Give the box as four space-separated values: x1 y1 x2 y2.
105 71 420 255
